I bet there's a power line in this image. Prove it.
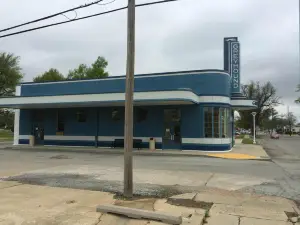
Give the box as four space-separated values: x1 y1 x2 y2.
0 0 179 39
0 0 105 33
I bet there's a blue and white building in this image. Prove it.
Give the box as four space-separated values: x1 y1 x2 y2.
0 37 256 151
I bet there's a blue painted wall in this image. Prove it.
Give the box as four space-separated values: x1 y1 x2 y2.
20 70 230 97
19 105 232 151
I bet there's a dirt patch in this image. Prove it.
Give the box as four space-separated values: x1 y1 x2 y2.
50 155 70 159
167 198 213 211
285 211 299 219
66 200 76 204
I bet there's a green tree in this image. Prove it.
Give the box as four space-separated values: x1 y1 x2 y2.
67 56 109 80
286 112 297 135
261 107 279 130
0 109 14 130
67 64 89 80
236 81 280 131
33 68 65 82
0 52 23 96
295 84 300 104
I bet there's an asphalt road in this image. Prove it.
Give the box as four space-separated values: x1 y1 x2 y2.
0 137 299 201
261 135 300 203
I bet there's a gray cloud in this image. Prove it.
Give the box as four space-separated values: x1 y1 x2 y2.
0 0 299 118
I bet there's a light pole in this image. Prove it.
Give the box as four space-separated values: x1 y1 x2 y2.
251 112 257 144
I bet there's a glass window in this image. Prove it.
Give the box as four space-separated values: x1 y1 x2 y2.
32 110 44 122
228 109 233 138
213 107 220 138
220 108 229 138
76 110 87 123
204 107 231 139
112 108 121 121
57 110 64 132
204 107 213 138
136 108 148 122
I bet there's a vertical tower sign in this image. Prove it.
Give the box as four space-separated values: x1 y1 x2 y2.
224 37 240 93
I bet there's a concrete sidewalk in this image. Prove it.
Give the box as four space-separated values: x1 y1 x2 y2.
3 139 270 160
0 181 298 225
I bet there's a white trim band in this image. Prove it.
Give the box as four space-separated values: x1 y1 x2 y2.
231 99 256 109
19 135 163 143
0 91 240 109
182 138 231 144
0 90 199 108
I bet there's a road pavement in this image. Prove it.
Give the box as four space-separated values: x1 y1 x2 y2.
0 137 300 203
261 135 300 204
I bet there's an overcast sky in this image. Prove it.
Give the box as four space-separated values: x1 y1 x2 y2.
0 0 299 120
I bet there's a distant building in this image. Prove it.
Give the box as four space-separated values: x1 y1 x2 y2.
293 124 300 133
0 37 256 151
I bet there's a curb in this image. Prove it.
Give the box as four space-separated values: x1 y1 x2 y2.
2 146 271 161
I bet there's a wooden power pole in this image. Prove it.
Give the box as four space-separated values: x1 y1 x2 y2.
124 0 135 198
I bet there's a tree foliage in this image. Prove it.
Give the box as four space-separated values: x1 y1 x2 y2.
0 109 14 130
33 68 65 82
67 56 109 80
236 81 280 130
32 56 109 82
0 52 23 96
286 111 297 128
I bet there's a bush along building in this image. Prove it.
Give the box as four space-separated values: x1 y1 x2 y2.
0 37 256 151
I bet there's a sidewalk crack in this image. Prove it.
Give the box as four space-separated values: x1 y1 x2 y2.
94 213 104 225
0 183 24 190
204 173 214 186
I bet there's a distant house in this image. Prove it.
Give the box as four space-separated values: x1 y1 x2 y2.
293 124 300 133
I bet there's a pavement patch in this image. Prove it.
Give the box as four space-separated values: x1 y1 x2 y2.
209 203 288 221
240 217 292 225
206 214 239 225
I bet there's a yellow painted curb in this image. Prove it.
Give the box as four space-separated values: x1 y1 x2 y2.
206 153 258 160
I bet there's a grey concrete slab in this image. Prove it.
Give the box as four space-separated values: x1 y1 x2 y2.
209 203 288 221
206 214 239 225
240 217 292 225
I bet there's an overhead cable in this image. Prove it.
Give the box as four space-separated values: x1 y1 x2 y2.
0 0 179 39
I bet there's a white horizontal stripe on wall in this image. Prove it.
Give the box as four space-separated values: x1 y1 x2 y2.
0 93 235 109
231 99 256 108
19 135 30 139
0 90 199 108
18 135 164 143
199 96 230 104
23 71 230 86
44 135 95 141
182 138 231 145
97 136 162 143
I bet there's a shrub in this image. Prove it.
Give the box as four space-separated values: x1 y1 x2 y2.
242 138 253 144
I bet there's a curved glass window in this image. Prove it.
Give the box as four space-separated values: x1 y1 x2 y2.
204 107 231 138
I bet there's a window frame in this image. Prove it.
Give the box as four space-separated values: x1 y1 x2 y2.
76 110 87 123
203 106 231 139
56 110 64 132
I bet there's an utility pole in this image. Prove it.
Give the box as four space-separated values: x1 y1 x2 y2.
124 0 135 198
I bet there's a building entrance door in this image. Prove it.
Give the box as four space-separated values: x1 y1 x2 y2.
163 109 181 150
33 123 44 145
32 110 45 145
